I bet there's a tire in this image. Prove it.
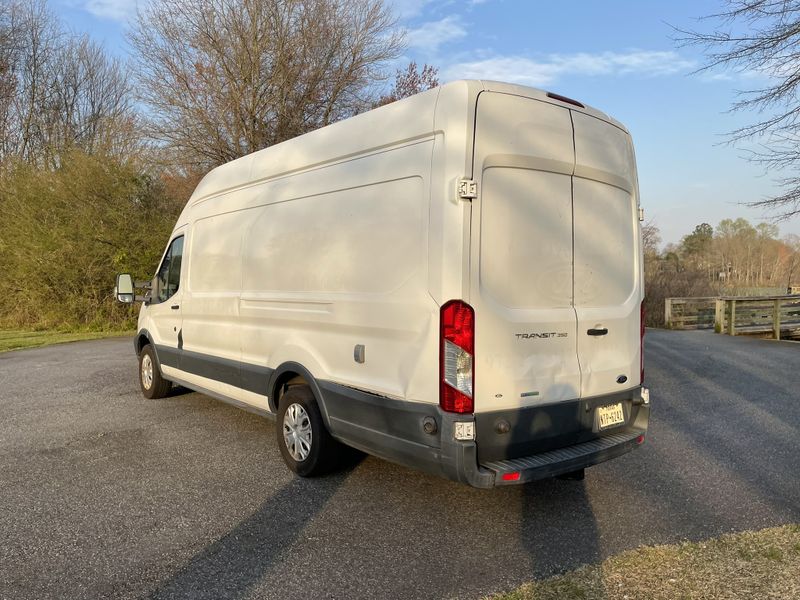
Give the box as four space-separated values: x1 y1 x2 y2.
277 385 341 477
138 344 172 399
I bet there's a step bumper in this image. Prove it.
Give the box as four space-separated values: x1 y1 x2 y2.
480 429 646 485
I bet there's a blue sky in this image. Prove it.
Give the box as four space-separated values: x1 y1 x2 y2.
55 0 800 245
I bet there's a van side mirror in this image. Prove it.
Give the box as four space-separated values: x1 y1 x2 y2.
115 273 135 303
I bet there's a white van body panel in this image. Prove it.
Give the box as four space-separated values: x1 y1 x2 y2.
469 91 643 412
236 162 436 403
173 88 445 413
572 111 642 399
135 80 648 487
470 92 581 412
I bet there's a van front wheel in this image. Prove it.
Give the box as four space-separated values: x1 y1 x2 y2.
138 344 171 399
277 385 340 477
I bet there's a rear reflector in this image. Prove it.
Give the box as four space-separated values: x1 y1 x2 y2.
501 472 521 482
440 300 475 414
636 434 645 445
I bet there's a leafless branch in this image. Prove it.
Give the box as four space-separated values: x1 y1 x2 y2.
675 1 800 220
0 0 140 167
128 0 404 170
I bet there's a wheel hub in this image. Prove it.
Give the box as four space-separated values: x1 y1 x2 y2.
283 403 312 462
141 354 153 390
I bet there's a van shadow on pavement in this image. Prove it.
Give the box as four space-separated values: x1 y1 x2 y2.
519 478 607 597
147 456 362 600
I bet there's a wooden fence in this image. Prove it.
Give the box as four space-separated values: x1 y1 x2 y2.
663 297 717 330
665 295 800 339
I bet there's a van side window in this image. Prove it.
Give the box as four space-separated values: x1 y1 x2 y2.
154 236 184 303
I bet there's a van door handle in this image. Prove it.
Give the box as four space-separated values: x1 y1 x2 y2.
171 305 180 310
587 328 608 336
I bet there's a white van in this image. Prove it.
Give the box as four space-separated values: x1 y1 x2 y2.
116 80 650 488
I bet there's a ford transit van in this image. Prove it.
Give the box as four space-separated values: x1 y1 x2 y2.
116 80 650 488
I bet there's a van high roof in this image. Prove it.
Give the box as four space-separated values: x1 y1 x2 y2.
187 79 625 207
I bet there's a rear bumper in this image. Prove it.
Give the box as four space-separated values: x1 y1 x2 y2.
439 387 650 488
481 428 645 485
439 420 648 488
316 380 650 489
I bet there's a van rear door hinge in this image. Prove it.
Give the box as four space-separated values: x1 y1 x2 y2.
457 178 478 200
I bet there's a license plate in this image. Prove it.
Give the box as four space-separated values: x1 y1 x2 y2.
597 402 625 429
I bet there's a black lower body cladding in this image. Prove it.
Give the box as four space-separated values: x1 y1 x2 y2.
475 387 648 463
319 381 649 488
140 336 649 488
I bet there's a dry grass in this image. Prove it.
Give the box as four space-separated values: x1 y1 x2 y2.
0 329 131 353
491 524 800 600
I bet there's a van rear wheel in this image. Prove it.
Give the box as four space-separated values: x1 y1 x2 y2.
277 385 341 477
139 344 172 399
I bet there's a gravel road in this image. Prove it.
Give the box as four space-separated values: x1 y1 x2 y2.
0 329 798 599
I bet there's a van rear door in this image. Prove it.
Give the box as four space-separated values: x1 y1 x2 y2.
572 112 641 398
470 92 581 411
470 92 641 413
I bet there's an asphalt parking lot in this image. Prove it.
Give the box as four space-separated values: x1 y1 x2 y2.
1 329 798 599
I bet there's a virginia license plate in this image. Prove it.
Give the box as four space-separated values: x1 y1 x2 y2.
597 402 625 429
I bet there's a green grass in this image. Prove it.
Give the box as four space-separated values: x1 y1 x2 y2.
0 329 132 353
489 525 800 600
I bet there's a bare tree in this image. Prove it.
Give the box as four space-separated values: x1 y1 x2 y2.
6 0 62 162
642 220 662 256
0 0 138 167
0 1 21 146
375 61 439 106
677 1 800 220
129 0 404 170
784 233 800 288
39 37 136 165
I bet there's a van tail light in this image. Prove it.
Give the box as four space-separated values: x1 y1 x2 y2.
440 300 474 414
640 301 646 384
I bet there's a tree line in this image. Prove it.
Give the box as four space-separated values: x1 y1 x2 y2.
0 0 437 330
644 218 800 326
4 0 799 332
